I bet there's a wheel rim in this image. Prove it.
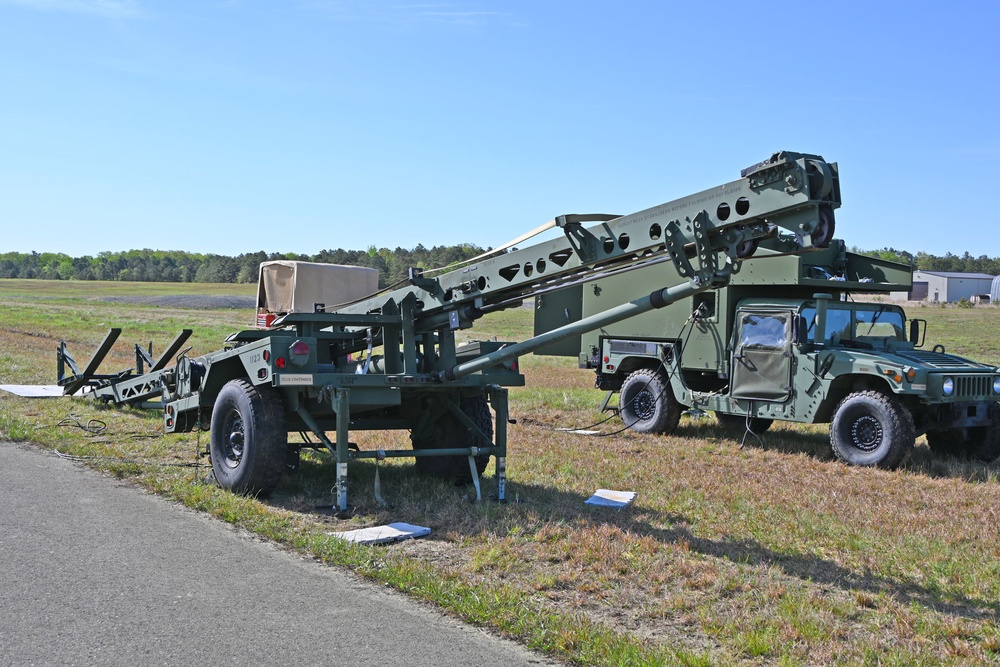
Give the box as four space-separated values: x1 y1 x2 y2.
630 389 656 422
850 415 883 452
221 408 245 468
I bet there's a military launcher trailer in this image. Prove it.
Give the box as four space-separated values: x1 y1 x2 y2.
535 236 1000 467
58 150 842 511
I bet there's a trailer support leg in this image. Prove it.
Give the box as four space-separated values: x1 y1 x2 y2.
335 389 351 512
490 386 508 503
467 454 482 502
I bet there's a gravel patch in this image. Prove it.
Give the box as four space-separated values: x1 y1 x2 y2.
92 295 256 309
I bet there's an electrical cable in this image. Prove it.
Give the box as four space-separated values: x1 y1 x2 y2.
53 449 210 468
45 412 211 469
553 411 619 432
737 400 766 449
47 413 168 441
48 413 107 436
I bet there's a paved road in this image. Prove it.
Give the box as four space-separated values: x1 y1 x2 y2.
0 442 555 666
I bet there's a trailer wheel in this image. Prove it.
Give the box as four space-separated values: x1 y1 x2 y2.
412 395 492 483
715 412 773 435
619 368 680 434
209 379 287 496
830 391 914 469
925 403 1000 463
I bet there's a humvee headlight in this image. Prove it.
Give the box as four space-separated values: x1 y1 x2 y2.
942 377 955 396
993 376 1000 395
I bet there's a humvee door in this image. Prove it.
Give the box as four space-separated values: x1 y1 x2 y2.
730 310 792 402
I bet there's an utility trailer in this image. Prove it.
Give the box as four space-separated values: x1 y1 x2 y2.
535 234 1000 467
58 151 842 510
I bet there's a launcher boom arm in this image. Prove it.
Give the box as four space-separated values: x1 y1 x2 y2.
327 150 840 346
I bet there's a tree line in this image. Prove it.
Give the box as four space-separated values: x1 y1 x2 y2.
1 245 997 288
0 244 487 289
851 248 1000 275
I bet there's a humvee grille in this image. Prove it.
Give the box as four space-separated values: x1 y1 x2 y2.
953 374 995 399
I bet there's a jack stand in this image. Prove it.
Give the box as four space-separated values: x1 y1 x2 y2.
467 454 482 502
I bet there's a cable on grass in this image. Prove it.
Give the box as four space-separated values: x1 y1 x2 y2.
47 413 108 436
551 411 619 433
44 411 211 471
47 412 164 440
736 400 766 450
53 449 210 468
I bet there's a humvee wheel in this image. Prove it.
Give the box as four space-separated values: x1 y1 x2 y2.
926 403 1000 463
715 412 773 435
619 368 680 434
412 395 492 483
209 379 287 495
830 391 914 469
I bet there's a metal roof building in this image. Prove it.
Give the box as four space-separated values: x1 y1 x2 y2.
899 271 997 303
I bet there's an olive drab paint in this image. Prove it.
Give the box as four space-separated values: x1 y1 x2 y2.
60 151 890 508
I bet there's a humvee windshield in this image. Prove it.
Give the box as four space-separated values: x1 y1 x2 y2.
801 304 906 343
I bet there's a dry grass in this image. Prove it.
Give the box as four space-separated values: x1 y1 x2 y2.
1 280 999 665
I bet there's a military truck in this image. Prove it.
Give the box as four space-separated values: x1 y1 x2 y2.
60 151 848 508
534 238 1000 467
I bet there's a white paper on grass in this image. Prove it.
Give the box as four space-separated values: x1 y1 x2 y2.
0 385 71 398
585 489 637 508
329 522 431 545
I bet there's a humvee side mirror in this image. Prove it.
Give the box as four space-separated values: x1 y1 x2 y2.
793 314 809 346
909 319 926 347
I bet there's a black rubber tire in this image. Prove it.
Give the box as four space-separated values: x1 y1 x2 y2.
926 403 1000 463
619 368 681 435
830 391 914 469
209 379 287 495
715 412 774 435
412 395 493 483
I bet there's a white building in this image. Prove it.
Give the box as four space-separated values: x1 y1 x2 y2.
892 271 996 303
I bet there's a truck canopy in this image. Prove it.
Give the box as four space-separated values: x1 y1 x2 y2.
257 261 379 315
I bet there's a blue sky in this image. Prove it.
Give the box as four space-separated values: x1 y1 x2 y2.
2 1 998 258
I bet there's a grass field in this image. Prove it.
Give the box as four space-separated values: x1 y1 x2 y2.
1 279 999 665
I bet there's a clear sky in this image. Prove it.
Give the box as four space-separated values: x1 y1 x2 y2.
2 1 998 258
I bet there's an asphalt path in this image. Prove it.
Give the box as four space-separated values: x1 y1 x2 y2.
0 442 556 666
